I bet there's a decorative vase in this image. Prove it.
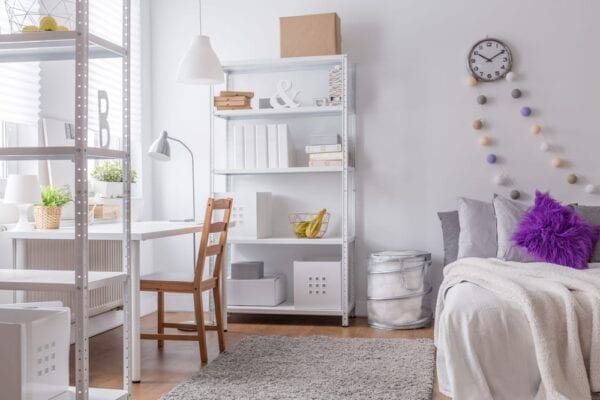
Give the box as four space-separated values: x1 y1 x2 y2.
94 180 124 198
33 206 62 229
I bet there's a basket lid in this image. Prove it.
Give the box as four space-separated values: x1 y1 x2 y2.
368 250 431 273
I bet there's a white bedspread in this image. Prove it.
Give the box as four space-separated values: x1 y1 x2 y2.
435 258 600 400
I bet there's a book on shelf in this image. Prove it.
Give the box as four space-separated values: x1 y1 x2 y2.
244 125 256 169
309 159 343 167
215 105 252 111
219 90 254 98
277 124 292 168
267 124 279 168
214 99 250 107
233 125 245 169
214 95 250 102
308 151 343 161
255 125 268 169
305 144 342 154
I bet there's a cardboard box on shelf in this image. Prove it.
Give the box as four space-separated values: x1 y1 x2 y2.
280 13 341 58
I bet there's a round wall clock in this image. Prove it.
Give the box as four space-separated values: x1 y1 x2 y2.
467 38 512 82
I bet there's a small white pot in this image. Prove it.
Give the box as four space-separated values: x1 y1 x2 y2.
94 180 124 198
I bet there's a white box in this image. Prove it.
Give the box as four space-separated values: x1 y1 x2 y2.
227 274 286 306
255 125 268 169
0 306 70 400
267 124 279 168
293 260 342 309
233 125 245 169
216 192 272 238
243 125 256 169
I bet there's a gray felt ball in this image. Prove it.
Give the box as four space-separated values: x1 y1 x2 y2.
511 89 522 98
477 95 487 105
510 190 521 200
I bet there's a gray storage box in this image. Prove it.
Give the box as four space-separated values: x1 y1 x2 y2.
367 251 432 330
231 261 264 280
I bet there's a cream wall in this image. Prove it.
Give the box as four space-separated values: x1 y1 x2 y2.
148 0 600 314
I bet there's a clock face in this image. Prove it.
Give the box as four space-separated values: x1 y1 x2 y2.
467 38 512 82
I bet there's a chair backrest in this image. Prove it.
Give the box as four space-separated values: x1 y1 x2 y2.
194 198 233 286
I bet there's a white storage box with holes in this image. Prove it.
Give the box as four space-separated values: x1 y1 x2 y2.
0 305 70 400
226 274 286 306
293 259 342 309
217 192 272 238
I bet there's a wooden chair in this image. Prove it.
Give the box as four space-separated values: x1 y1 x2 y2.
140 198 233 363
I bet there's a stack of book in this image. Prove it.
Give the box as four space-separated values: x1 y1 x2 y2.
305 143 343 167
214 91 254 110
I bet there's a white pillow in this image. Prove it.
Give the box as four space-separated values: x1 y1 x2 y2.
457 197 497 259
493 195 535 262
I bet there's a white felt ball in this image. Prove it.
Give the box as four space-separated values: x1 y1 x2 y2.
493 173 508 186
585 184 597 194
506 72 516 82
552 158 564 168
479 136 491 146
465 76 477 87
540 142 550 152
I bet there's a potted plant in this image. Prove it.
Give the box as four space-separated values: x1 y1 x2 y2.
91 161 137 198
33 185 72 229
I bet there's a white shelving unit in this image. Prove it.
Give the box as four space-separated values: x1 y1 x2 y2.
210 54 356 326
0 1 132 399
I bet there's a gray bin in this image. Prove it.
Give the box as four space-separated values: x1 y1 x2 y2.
367 251 432 330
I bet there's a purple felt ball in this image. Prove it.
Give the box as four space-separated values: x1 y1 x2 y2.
486 154 497 164
521 106 532 117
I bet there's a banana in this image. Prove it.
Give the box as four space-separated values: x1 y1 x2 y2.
306 209 326 238
294 221 310 238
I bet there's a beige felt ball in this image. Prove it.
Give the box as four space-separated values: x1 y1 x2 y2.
567 174 578 184
472 119 483 130
479 136 491 146
552 158 563 168
465 76 477 87
530 124 542 135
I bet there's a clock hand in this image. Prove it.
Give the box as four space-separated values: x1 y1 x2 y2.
476 53 493 62
488 50 506 61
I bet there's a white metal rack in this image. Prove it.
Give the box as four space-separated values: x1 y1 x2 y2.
210 54 356 326
0 1 132 399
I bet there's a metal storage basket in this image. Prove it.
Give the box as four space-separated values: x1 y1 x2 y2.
367 250 432 330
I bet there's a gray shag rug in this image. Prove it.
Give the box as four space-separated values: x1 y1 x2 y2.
161 335 435 400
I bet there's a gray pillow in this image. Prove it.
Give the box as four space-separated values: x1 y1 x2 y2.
438 211 459 266
457 197 497 259
493 195 535 262
572 205 600 262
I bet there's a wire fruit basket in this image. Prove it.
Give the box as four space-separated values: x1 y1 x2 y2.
4 0 75 33
288 211 330 239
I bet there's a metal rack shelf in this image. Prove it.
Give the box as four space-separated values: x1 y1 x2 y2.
0 31 126 63
0 1 132 399
0 146 127 160
214 166 353 175
210 55 356 326
213 105 342 120
0 269 127 292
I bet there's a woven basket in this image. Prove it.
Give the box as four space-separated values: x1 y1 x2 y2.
4 0 75 33
288 212 331 239
33 206 62 229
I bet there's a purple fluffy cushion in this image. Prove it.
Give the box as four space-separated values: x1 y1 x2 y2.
512 191 600 269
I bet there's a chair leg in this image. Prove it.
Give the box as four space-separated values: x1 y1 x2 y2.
193 290 208 364
157 291 164 348
213 286 226 352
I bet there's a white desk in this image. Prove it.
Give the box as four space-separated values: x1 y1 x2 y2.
0 221 202 383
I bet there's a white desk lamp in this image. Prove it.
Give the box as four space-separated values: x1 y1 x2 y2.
3 174 40 231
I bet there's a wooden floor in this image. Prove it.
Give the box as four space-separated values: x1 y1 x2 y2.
76 312 449 399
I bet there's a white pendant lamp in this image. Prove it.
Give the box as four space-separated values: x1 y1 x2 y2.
176 0 224 85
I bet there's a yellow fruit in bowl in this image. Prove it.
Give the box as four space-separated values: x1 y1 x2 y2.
56 25 69 32
22 25 39 32
39 16 58 31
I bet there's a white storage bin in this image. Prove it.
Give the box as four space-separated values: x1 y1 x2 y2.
0 305 70 400
367 286 433 330
293 260 341 309
217 192 272 238
227 274 286 306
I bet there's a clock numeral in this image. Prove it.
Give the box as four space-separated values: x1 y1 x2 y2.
486 42 492 47
479 71 484 76
495 71 500 76
474 50 479 55
487 74 492 79
503 57 508 62
470 58 476 63
478 45 483 50
501 65 506 69
474 66 479 71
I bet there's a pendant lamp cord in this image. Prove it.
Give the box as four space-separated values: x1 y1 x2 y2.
198 0 202 34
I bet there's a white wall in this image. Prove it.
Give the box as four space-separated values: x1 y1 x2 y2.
149 0 600 314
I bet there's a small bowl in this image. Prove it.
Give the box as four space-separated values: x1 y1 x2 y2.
288 212 331 238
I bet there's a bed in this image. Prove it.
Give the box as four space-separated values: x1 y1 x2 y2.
435 258 600 400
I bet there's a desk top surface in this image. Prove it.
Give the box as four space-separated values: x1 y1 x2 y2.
0 221 202 241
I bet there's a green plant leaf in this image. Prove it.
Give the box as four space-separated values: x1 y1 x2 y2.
38 185 72 207
90 161 137 183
